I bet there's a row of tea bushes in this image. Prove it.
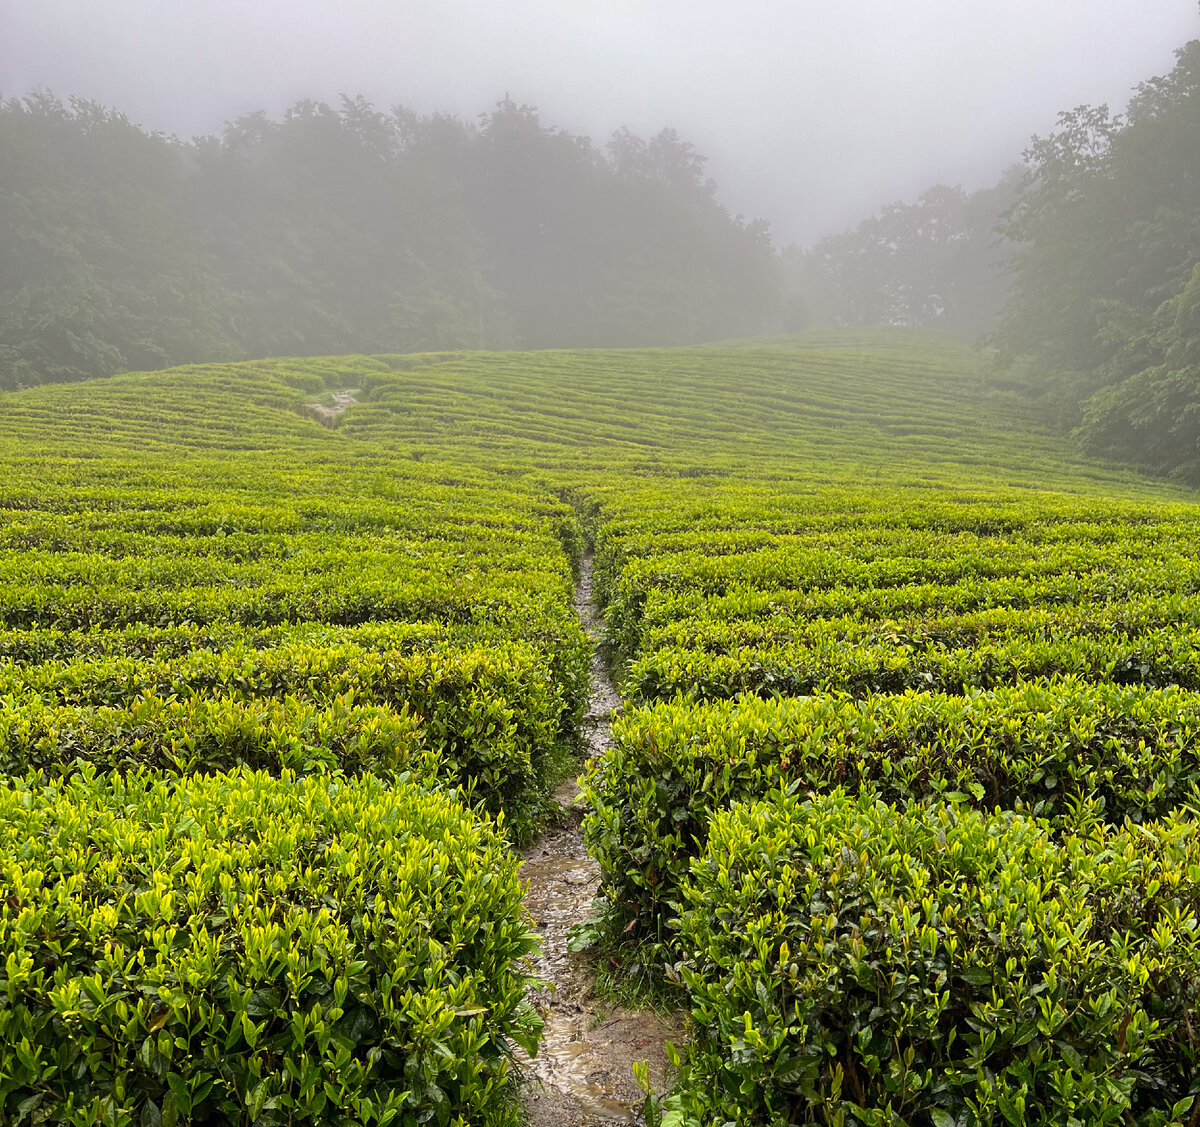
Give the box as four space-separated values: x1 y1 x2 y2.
625 623 1200 701
636 593 1200 652
0 620 459 665
0 768 541 1127
631 578 1200 638
0 552 567 632
0 642 562 812
584 478 1200 1121
0 618 592 737
654 790 1200 1126
621 587 1200 703
583 679 1200 946
0 692 441 781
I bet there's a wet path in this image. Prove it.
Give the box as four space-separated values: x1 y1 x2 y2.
518 557 682 1126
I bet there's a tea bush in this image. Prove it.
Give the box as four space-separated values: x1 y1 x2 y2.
0 692 442 780
0 619 590 740
662 790 1200 1126
584 681 1200 945
0 642 560 812
0 768 540 1127
624 627 1200 702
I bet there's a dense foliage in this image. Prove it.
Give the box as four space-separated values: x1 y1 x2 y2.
991 40 1200 479
0 356 599 1125
3 333 1200 1122
0 769 540 1127
660 791 1200 1126
582 483 1200 947
787 177 1018 338
0 357 593 831
0 94 779 388
585 680 1200 947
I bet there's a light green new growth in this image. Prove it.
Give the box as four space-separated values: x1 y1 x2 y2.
2 329 1198 1125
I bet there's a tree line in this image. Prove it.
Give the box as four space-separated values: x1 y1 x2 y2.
991 39 1200 480
784 175 1020 340
0 93 780 388
790 38 1200 482
6 38 1200 484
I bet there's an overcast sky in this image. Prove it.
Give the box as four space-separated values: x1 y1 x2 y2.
2 1 1197 245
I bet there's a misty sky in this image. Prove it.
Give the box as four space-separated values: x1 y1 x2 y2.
2 1 1197 245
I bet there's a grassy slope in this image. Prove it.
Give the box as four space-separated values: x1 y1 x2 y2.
7 333 1194 657
3 330 1198 1105
342 340 1136 490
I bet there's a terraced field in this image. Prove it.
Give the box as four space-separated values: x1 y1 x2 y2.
2 331 1198 1126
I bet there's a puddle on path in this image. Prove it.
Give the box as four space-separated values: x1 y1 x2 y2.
517 556 683 1126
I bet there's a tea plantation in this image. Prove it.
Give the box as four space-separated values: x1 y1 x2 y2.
2 332 1198 1125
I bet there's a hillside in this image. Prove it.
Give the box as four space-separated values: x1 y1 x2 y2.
2 332 1199 1126
1 331 1181 490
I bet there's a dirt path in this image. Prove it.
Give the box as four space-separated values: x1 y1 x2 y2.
518 557 683 1125
306 388 359 424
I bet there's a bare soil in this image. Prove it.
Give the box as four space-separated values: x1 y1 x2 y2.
517 557 684 1126
306 388 359 424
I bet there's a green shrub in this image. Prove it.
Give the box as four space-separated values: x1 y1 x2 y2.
0 692 441 780
0 642 562 812
0 619 591 743
583 681 1200 949
661 790 1200 1126
624 625 1200 702
0 767 541 1127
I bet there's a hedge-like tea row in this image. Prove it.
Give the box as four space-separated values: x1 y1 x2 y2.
0 617 592 738
0 562 562 632
0 692 442 781
584 681 1200 945
633 577 1200 637
0 768 541 1127
625 625 1200 702
660 791 1200 1126
637 593 1200 655
0 642 562 811
0 619 454 665
599 533 1200 661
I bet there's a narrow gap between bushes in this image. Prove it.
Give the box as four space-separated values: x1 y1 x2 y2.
516 554 682 1126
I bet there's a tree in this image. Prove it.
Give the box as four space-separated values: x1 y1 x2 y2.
991 38 1200 477
0 90 782 386
791 174 1019 337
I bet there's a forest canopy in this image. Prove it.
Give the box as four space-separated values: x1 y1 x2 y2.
989 39 1200 480
0 93 780 388
784 175 1020 340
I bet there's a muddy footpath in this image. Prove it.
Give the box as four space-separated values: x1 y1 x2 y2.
516 558 684 1125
